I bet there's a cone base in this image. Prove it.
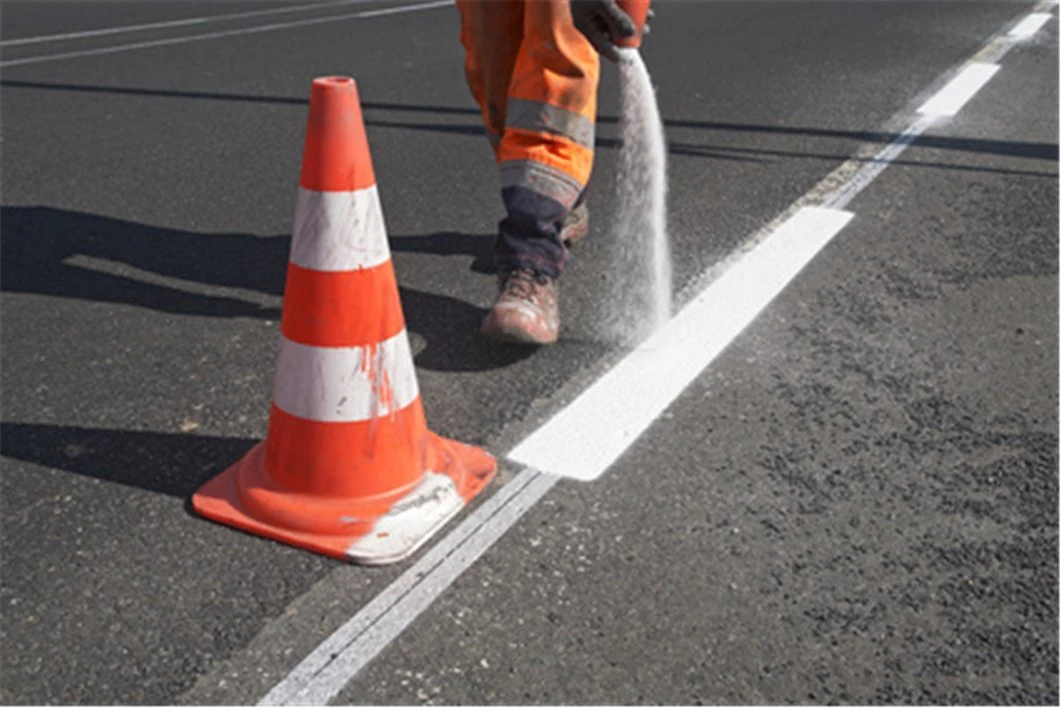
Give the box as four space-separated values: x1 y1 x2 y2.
192 434 495 565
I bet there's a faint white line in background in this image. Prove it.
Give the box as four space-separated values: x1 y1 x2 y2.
0 0 454 68
0 0 374 47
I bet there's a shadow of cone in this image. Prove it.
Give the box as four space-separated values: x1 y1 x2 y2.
192 77 495 565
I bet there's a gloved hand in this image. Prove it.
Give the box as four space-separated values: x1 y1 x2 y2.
570 0 637 62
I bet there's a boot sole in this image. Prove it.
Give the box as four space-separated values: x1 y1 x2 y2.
480 323 557 346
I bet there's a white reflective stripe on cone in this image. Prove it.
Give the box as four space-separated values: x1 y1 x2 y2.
291 186 390 272
273 329 419 422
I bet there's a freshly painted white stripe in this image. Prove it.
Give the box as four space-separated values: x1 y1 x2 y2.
1008 13 1052 39
0 0 454 68
917 62 1000 117
508 207 854 481
259 469 557 706
272 331 419 423
0 0 369 47
292 187 390 272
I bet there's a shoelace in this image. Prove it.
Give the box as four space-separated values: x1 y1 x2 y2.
503 269 547 303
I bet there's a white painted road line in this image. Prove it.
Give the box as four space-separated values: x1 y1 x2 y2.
0 0 454 69
0 0 371 47
917 62 1001 117
1008 12 1053 39
509 207 854 481
254 2 1053 704
258 468 559 706
823 115 937 211
356 1 452 19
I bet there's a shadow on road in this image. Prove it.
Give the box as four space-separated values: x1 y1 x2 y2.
0 205 288 316
1 205 529 372
3 79 1058 173
389 230 494 274
0 421 255 498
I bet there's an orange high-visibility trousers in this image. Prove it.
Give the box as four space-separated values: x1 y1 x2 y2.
457 0 600 278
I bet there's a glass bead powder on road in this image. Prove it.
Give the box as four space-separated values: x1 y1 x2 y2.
602 48 672 343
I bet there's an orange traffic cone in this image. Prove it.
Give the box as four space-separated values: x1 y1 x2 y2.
192 77 495 565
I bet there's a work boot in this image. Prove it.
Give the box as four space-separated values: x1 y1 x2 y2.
480 268 559 345
561 202 589 246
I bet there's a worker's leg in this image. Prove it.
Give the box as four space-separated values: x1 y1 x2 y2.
495 0 600 278
456 0 523 154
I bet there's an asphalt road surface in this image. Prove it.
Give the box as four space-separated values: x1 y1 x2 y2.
2 0 1057 704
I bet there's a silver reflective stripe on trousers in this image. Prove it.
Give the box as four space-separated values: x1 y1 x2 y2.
505 98 595 148
500 159 583 208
